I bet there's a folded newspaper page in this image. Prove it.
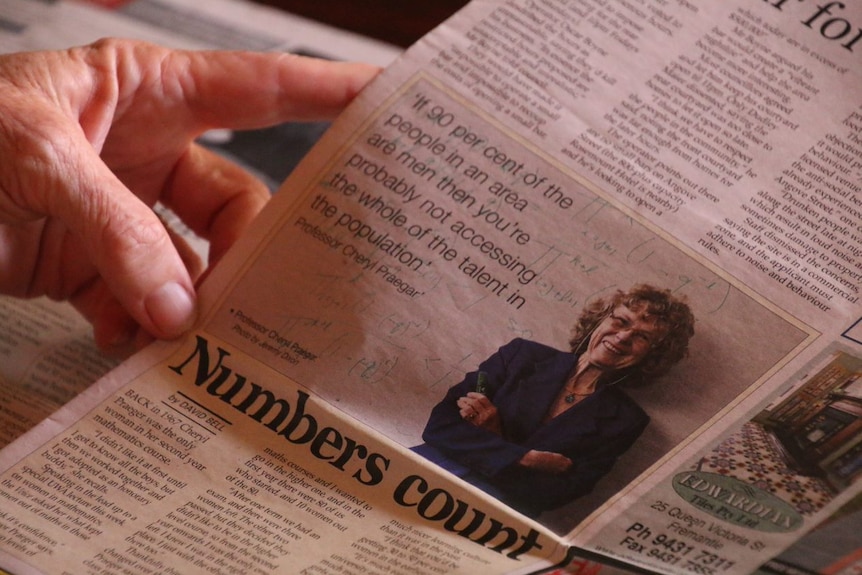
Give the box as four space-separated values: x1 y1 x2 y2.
1 0 860 573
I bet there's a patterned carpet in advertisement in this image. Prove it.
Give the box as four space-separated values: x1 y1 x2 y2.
695 421 834 515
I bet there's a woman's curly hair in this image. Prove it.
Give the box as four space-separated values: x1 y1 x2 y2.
568 284 695 382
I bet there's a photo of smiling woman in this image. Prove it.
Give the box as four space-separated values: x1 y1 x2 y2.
412 284 696 518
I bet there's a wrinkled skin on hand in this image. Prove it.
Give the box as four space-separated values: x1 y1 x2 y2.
0 39 378 354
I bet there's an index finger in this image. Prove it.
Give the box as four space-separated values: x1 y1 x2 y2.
109 41 381 132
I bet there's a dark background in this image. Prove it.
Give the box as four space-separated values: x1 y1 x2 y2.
196 0 470 185
190 1 468 188
251 1 470 47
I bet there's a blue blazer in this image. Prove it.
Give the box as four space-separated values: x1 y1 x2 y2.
417 338 649 516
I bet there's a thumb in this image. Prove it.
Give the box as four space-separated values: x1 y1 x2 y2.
0 74 197 342
49 139 198 340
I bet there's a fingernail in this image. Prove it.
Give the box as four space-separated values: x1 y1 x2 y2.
144 282 196 338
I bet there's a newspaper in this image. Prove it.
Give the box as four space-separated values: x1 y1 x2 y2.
1 0 860 573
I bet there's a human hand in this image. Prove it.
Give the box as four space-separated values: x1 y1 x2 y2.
0 39 378 354
457 391 502 434
517 450 573 474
